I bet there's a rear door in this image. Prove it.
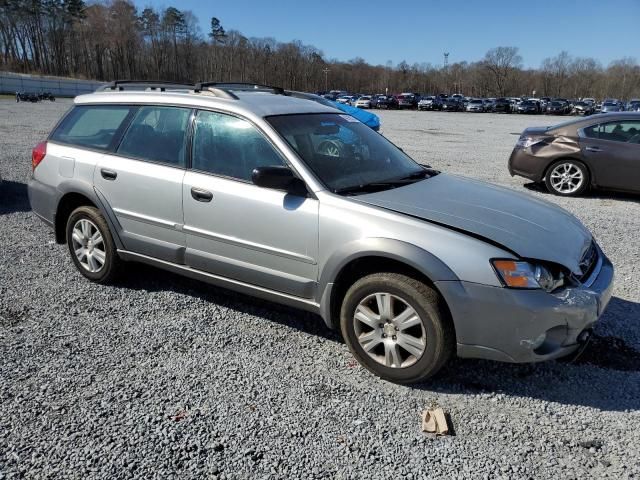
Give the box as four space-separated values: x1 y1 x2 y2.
94 105 192 263
182 109 319 298
580 120 640 191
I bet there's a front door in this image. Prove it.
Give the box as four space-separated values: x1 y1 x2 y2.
580 120 640 191
182 110 319 298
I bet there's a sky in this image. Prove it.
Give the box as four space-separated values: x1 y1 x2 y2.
131 0 640 68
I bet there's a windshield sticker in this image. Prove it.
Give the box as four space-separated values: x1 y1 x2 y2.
339 114 359 123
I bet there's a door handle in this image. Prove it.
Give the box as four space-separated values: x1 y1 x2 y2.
585 146 602 152
191 187 213 202
100 168 117 180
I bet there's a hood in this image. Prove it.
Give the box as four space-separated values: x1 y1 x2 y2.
353 174 592 274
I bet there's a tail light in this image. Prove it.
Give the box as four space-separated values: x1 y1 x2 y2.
32 141 47 170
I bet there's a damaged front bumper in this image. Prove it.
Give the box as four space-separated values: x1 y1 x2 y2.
436 251 614 363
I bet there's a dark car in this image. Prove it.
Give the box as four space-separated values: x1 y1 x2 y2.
517 100 540 114
17 92 40 102
396 94 418 109
442 98 463 111
38 92 56 101
572 101 594 116
509 113 640 196
546 101 569 115
493 98 512 113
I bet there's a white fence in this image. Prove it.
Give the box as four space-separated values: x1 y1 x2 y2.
0 71 105 97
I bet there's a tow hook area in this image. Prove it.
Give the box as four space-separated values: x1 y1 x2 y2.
565 329 593 363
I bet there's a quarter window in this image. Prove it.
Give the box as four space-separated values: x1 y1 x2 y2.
191 111 285 181
117 106 191 167
50 105 133 150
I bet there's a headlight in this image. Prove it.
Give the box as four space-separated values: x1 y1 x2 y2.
515 136 546 149
492 260 565 291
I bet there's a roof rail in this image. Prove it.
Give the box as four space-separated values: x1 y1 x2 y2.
195 82 286 96
99 80 195 92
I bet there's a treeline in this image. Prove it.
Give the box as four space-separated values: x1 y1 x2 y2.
1 0 639 99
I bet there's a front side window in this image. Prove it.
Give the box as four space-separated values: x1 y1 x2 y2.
50 105 133 150
267 113 425 192
582 124 600 139
117 106 191 167
191 111 285 181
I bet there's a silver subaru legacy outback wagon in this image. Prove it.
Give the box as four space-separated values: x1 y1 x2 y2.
28 81 614 384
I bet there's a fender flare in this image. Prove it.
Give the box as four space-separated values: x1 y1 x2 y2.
318 238 458 328
55 180 125 250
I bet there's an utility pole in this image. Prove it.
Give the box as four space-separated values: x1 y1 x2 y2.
322 68 330 92
443 53 449 93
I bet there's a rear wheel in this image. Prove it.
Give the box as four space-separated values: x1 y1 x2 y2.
545 159 590 196
340 273 454 384
66 206 121 283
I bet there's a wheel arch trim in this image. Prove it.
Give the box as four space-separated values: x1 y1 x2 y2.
318 238 458 328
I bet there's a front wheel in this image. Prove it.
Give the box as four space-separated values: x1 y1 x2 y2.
340 273 454 384
544 159 590 196
66 206 122 283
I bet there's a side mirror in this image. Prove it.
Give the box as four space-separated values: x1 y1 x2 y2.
251 166 307 196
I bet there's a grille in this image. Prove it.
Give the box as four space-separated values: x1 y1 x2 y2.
577 242 598 283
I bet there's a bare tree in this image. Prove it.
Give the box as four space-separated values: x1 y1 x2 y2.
483 47 523 96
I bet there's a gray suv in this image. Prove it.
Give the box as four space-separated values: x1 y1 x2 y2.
28 81 614 384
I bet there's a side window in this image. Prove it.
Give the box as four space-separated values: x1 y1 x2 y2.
117 106 191 167
582 124 600 139
191 111 285 181
600 121 640 144
50 105 133 150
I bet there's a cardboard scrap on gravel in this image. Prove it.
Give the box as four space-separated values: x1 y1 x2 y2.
421 408 449 435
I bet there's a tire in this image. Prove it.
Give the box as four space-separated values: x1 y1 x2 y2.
66 206 122 283
340 273 454 384
544 159 590 197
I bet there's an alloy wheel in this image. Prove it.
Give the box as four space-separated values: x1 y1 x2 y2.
71 218 106 273
549 162 584 194
353 292 426 368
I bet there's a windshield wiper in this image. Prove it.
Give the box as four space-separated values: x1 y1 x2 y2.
334 168 438 195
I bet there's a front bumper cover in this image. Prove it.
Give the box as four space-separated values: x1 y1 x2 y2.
435 250 614 363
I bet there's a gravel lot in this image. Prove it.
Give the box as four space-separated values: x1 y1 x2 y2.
1 100 639 479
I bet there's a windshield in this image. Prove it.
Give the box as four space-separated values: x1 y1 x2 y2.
603 102 616 106
470 100 482 104
267 113 426 193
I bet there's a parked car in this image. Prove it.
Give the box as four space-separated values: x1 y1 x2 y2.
28 80 613 384
601 100 624 113
546 101 569 115
625 99 640 112
17 92 40 102
396 94 418 109
465 99 485 112
370 94 388 108
374 95 398 109
493 98 512 113
483 98 495 111
355 96 372 108
517 100 540 114
336 95 352 104
418 96 435 110
442 98 463 111
509 112 640 196
38 92 56 101
572 101 595 116
287 91 381 131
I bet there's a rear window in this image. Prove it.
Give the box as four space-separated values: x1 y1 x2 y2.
117 106 191 167
50 105 134 150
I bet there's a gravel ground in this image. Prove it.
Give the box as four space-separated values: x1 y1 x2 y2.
1 100 639 479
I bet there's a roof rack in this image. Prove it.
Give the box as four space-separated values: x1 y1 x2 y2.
99 80 195 92
194 82 286 96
